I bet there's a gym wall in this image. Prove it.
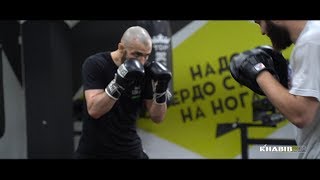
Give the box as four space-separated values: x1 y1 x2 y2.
0 45 27 159
0 20 180 159
0 45 4 139
137 20 295 159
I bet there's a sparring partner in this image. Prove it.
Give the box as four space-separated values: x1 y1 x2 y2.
230 21 320 159
75 26 172 159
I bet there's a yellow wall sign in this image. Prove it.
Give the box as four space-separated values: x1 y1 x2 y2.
138 20 293 158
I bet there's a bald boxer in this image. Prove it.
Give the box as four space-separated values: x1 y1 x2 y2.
75 26 172 159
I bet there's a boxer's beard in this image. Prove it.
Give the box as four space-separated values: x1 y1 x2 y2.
266 21 292 51
120 50 128 64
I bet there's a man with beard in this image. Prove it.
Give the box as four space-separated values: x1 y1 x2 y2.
74 26 172 159
249 21 320 158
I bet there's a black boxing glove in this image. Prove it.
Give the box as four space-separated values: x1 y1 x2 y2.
230 47 279 95
255 45 289 89
144 61 172 104
105 59 145 100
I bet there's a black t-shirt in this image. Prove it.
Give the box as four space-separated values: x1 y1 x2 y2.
76 52 153 158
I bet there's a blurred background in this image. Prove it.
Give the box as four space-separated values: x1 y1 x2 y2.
0 20 298 159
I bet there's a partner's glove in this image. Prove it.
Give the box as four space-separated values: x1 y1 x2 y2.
230 45 288 95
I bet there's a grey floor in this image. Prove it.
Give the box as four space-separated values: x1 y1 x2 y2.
73 122 298 159
138 129 204 159
139 123 298 159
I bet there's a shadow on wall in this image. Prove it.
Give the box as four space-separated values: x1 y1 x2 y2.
71 21 138 96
